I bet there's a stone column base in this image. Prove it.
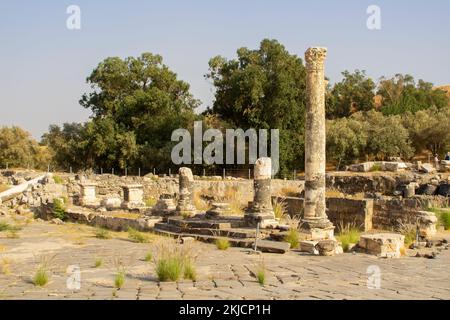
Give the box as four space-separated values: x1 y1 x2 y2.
244 213 278 228
298 224 335 241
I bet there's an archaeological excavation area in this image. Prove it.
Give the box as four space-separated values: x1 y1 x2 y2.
0 47 449 300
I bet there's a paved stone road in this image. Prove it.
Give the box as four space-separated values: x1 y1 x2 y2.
1 217 449 300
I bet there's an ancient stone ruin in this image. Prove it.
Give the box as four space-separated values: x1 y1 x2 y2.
0 47 447 260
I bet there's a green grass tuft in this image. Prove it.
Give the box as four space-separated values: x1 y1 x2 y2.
94 259 103 268
127 227 150 243
114 271 125 289
95 228 112 239
284 228 300 249
215 238 230 250
155 256 184 282
337 226 361 252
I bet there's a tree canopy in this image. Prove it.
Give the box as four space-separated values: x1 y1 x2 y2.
206 39 307 173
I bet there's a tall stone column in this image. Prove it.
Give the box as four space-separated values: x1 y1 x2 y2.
244 157 277 228
300 47 334 239
176 167 197 217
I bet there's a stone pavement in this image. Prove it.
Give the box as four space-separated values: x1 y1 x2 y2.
0 217 449 300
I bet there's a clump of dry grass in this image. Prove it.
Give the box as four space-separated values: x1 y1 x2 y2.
193 190 211 211
112 257 126 289
0 258 12 275
0 184 10 193
254 258 266 285
396 223 417 248
325 188 346 198
33 255 55 287
336 222 361 252
280 187 299 197
221 186 243 215
152 237 198 282
272 197 287 219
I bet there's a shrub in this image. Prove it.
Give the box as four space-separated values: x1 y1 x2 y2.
284 228 300 249
127 227 150 243
95 228 112 239
215 238 230 250
337 224 361 252
53 198 66 220
431 209 450 230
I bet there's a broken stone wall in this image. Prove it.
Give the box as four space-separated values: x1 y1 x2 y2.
372 197 448 229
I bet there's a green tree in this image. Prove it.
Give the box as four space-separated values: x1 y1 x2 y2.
45 53 199 172
402 107 450 156
352 111 414 160
326 117 367 169
0 126 51 170
327 70 376 118
378 74 449 115
206 39 307 173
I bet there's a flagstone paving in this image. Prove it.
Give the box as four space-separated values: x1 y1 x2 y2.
1 217 449 300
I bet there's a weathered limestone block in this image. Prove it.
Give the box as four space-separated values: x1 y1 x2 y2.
316 239 339 256
348 162 374 172
300 240 319 255
359 233 405 258
121 184 145 209
79 182 100 207
176 167 197 217
244 157 277 227
151 194 176 216
420 163 436 173
101 197 122 211
417 211 437 238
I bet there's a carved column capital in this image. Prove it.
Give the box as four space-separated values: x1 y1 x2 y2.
305 47 327 71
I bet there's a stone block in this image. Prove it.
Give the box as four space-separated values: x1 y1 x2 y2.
101 197 122 211
420 163 436 173
417 211 437 238
349 162 374 172
300 240 319 255
359 233 405 258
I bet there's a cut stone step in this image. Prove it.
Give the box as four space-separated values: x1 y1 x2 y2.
153 228 290 254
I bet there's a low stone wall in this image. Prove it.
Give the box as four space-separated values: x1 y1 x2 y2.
326 198 373 231
372 196 447 229
63 173 304 206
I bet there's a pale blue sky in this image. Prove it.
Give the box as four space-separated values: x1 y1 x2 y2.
1 0 449 138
